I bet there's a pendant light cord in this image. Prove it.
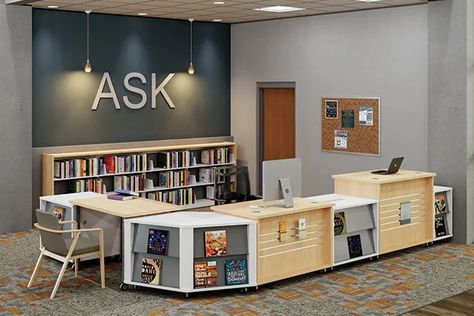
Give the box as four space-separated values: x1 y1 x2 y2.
87 12 90 60
190 19 193 64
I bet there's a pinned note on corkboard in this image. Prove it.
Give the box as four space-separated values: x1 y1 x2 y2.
321 97 380 156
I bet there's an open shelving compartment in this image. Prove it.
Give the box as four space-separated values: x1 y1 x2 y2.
433 185 453 241
123 211 257 295
306 194 379 266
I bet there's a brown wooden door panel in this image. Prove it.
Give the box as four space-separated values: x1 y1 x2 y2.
262 88 295 161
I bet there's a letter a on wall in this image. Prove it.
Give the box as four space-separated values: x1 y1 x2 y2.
92 72 121 110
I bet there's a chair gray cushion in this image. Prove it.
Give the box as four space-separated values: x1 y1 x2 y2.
64 237 100 257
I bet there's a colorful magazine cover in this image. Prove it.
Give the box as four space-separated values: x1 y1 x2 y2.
147 229 169 255
140 257 161 285
225 259 248 286
194 260 217 288
334 212 347 236
205 230 227 257
435 192 447 215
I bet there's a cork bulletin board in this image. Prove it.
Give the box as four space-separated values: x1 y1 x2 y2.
321 97 380 156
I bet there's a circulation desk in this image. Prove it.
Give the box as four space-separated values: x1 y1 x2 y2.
212 198 333 285
333 170 436 255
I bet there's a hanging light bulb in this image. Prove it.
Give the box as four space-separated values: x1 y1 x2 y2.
187 18 195 75
84 10 92 73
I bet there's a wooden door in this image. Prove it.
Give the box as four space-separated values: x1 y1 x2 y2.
262 88 296 161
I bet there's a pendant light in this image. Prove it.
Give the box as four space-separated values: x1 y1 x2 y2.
84 10 92 73
187 18 195 75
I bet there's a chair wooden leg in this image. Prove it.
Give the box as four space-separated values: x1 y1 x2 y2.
99 253 105 288
50 257 70 299
74 259 79 278
27 248 44 288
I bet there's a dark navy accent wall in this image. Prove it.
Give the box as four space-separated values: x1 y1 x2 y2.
32 9 230 147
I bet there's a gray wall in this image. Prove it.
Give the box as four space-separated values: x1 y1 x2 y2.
33 9 230 147
231 5 428 196
428 0 474 244
0 1 32 233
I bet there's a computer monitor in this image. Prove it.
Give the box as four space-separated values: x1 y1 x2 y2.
262 158 302 208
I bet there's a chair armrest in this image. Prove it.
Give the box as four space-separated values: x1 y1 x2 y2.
58 220 78 230
34 223 103 235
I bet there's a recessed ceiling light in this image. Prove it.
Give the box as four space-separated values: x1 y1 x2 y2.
138 12 148 16
357 0 383 2
47 5 59 8
214 1 225 4
213 19 222 22
254 6 305 13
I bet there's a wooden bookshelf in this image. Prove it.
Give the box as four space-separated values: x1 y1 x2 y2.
42 142 237 209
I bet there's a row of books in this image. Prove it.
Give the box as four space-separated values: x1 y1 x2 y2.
72 179 107 194
54 154 147 179
114 175 146 192
146 188 196 205
158 170 190 188
155 151 197 169
201 148 232 165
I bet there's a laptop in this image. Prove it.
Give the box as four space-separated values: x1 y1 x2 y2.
371 157 404 175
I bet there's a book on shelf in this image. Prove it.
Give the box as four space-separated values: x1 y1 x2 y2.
194 260 217 288
435 214 447 237
156 151 193 169
347 234 363 259
107 194 133 201
114 175 146 192
71 178 106 194
147 229 169 255
206 186 216 200
146 188 196 206
53 153 147 180
199 168 214 184
201 147 231 165
140 257 161 285
334 212 347 236
157 170 189 188
205 230 227 257
435 192 448 215
224 258 248 286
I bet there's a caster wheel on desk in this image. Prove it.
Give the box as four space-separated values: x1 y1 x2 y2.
114 255 123 262
184 293 190 298
120 283 129 291
239 287 248 293
330 267 334 272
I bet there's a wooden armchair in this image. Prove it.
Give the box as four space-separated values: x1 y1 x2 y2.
28 210 105 299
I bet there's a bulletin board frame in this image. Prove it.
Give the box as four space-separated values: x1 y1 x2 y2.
321 97 381 156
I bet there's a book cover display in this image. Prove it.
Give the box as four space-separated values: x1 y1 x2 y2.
53 207 65 222
435 192 448 215
147 229 169 255
347 234 363 259
194 260 217 288
224 259 248 286
205 230 227 257
140 258 162 285
334 212 347 236
435 215 447 237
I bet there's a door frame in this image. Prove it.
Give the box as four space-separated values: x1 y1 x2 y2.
256 82 296 195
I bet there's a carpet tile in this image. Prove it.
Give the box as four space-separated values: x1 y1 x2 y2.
0 230 473 316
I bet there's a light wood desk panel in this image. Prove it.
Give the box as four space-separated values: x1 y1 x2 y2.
333 170 435 255
212 198 333 285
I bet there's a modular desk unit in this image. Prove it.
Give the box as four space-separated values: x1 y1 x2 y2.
333 170 436 255
123 212 257 296
306 194 379 266
212 198 333 285
70 196 185 258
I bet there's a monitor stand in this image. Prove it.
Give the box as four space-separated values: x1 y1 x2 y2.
279 177 294 208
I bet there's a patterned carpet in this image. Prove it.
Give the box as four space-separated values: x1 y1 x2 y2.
0 230 473 316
